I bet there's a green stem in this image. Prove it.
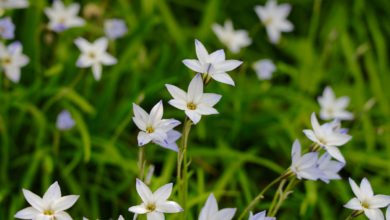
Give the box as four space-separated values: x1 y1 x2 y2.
238 173 287 220
53 130 60 155
138 147 146 180
269 178 299 217
268 179 286 215
345 210 363 220
177 118 192 218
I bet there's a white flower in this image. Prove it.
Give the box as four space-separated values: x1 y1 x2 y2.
318 86 354 121
249 211 275 220
105 19 128 40
0 17 15 39
212 20 251 54
15 181 79 220
303 113 352 163
75 37 117 81
344 178 390 220
133 101 181 151
118 215 124 220
289 139 319 180
0 0 29 9
182 39 242 86
166 74 222 124
128 179 183 220
0 41 29 83
252 59 276 80
56 110 76 131
316 153 344 184
199 193 236 220
44 0 85 32
254 0 293 44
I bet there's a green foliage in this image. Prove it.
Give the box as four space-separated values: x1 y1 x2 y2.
1 0 390 219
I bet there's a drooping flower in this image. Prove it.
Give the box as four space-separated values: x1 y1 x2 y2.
316 153 344 184
199 193 236 220
318 86 354 121
344 178 390 220
303 113 352 163
182 39 242 86
15 181 79 220
252 59 276 80
212 20 251 54
128 179 183 220
132 101 181 151
289 139 320 180
0 0 29 9
104 19 128 40
166 74 222 124
0 17 15 39
44 0 85 32
254 0 293 44
249 211 275 220
0 41 29 83
56 110 76 131
75 37 117 81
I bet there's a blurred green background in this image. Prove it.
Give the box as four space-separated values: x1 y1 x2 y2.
1 0 390 219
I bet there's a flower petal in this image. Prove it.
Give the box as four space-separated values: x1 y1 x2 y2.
364 208 384 220
213 208 236 220
349 178 363 201
360 178 374 198
344 198 363 210
22 189 45 212
137 132 152 146
153 183 173 202
55 211 73 220
14 207 40 219
369 195 390 209
185 110 201 124
128 204 148 214
324 146 345 164
52 195 79 212
210 72 235 86
187 74 204 103
136 179 153 204
43 181 61 203
148 101 164 126
92 64 102 81
195 39 209 63
156 201 183 213
182 59 203 73
200 93 222 106
166 84 187 101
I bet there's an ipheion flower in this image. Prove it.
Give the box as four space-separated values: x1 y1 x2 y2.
182 39 242 86
128 179 183 220
44 0 85 32
166 74 222 124
212 20 252 54
56 110 76 131
132 101 181 151
15 181 79 220
254 0 293 44
0 17 15 39
316 153 344 184
0 41 29 83
75 37 117 81
344 178 390 220
303 113 352 163
104 19 128 40
289 139 320 180
252 59 276 80
318 86 354 121
198 193 236 220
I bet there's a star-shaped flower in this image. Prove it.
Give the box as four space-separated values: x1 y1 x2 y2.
182 39 242 86
303 113 352 163
104 19 128 40
166 74 222 124
199 193 236 220
133 101 181 151
128 179 183 220
289 139 320 180
0 41 29 83
44 0 85 32
0 17 15 39
75 37 117 81
212 20 251 54
316 153 344 183
252 59 276 80
15 181 79 220
56 110 76 131
344 178 390 220
318 86 354 121
249 211 275 220
0 0 29 9
254 0 293 44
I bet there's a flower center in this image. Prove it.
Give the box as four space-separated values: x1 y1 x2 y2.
43 209 55 215
146 126 154 134
146 203 156 212
263 17 273 26
187 102 197 110
88 52 96 59
361 200 370 209
2 57 11 65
